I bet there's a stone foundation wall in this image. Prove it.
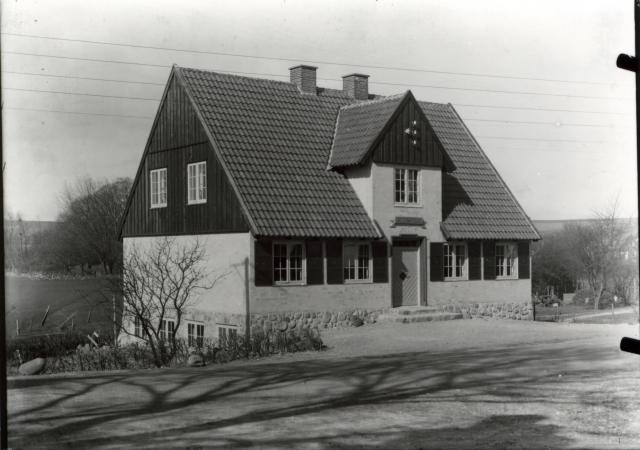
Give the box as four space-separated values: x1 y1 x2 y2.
439 302 533 320
250 308 386 334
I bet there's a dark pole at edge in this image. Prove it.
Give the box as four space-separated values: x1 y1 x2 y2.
0 23 8 450
617 1 640 354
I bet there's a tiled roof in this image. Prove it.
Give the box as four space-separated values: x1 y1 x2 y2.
174 65 538 241
177 67 380 239
328 93 407 168
420 102 540 240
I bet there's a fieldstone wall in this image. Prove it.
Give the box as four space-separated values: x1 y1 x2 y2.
442 302 533 320
250 309 385 334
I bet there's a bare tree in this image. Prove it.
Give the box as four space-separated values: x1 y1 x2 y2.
119 237 221 366
565 202 635 310
59 177 132 274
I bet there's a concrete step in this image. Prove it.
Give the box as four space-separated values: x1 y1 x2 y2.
378 312 463 323
390 306 442 315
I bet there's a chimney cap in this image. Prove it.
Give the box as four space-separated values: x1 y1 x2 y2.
342 73 370 79
289 64 318 71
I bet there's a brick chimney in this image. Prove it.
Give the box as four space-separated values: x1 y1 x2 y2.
342 74 369 100
289 65 317 94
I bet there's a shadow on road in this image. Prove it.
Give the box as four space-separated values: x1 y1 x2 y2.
8 339 635 449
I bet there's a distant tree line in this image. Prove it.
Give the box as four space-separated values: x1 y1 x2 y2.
532 203 638 309
4 177 132 275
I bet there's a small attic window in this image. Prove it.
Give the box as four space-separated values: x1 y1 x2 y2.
150 168 167 209
187 161 207 205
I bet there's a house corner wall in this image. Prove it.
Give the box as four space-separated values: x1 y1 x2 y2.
121 232 251 342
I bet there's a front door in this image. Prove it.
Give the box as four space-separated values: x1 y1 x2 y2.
392 240 420 307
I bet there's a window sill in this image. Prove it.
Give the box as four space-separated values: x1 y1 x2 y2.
150 204 167 209
187 200 207 205
273 281 307 287
344 278 373 284
496 276 518 281
394 203 422 208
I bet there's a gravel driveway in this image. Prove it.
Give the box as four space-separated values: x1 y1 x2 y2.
8 320 640 449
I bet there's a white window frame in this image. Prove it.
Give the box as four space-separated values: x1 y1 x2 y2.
272 241 306 285
187 322 205 348
134 316 142 338
159 318 176 342
443 242 468 281
187 161 207 205
217 324 238 345
495 242 518 279
343 241 372 283
150 168 167 209
394 167 420 206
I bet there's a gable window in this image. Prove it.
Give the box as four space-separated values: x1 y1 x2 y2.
188 322 204 347
496 242 518 279
443 242 467 280
394 168 419 205
159 318 175 342
187 161 207 204
150 168 167 208
273 242 305 284
343 242 372 282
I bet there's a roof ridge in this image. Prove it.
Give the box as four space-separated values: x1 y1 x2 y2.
338 91 408 111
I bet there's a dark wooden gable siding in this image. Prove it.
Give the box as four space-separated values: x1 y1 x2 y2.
121 76 249 237
372 97 444 167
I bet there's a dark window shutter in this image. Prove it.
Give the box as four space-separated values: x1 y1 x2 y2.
468 241 482 280
483 241 496 280
518 241 530 279
326 239 343 284
372 240 389 283
254 239 272 286
306 241 324 285
430 242 444 282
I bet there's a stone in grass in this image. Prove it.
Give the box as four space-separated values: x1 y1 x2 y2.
187 354 205 367
19 357 46 376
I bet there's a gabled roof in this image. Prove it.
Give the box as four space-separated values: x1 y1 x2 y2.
175 66 380 239
420 102 541 241
327 92 408 168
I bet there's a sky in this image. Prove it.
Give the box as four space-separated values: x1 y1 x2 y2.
1 0 637 221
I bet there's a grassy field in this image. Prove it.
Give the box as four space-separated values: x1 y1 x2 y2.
5 275 119 339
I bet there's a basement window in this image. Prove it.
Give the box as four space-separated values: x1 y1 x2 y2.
394 168 419 205
150 168 167 208
218 325 238 346
496 242 518 279
159 318 175 342
443 242 467 280
273 242 306 285
188 322 204 348
187 161 207 204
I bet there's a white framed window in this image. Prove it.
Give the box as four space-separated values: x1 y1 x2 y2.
134 317 142 338
150 168 167 208
496 242 518 279
187 161 207 204
218 325 238 345
343 241 372 282
394 168 419 205
188 322 204 347
159 318 175 342
443 242 467 280
273 241 305 285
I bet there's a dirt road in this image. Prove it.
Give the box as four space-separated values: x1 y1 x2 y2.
8 320 640 449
